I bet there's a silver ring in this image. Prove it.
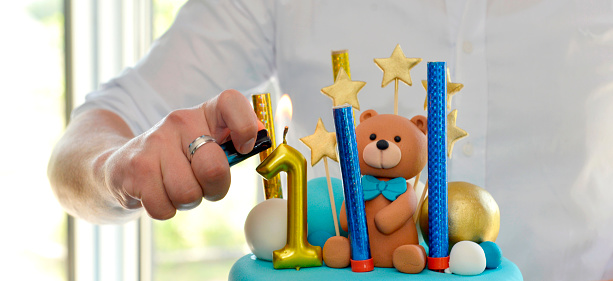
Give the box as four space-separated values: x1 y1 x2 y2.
188 135 216 163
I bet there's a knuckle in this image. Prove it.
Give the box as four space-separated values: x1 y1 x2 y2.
233 120 258 136
217 90 241 108
219 89 240 100
164 109 191 128
201 163 228 183
128 153 156 175
145 130 167 147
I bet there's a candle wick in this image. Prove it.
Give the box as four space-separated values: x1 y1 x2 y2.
283 126 289 144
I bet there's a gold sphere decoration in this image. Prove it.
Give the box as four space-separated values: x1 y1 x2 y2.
419 181 500 249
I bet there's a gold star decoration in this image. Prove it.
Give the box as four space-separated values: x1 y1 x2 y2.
422 68 464 110
321 68 366 110
374 44 422 87
447 109 468 158
300 118 338 166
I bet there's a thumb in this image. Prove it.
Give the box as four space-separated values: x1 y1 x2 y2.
203 89 260 154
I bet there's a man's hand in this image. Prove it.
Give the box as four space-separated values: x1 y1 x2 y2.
49 89 261 223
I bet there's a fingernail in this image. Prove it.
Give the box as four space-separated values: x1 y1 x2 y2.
240 138 256 154
176 197 202 211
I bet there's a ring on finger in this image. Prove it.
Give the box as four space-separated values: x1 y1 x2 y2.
188 135 216 163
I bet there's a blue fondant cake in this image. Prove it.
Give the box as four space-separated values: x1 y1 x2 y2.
229 254 523 281
234 178 522 280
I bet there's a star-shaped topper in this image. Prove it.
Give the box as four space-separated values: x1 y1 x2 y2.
447 109 468 158
300 118 338 166
422 68 464 110
321 68 366 110
374 44 422 87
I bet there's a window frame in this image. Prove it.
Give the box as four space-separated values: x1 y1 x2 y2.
63 1 154 280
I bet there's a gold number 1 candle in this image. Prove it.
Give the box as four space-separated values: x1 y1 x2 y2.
256 127 322 270
252 93 283 199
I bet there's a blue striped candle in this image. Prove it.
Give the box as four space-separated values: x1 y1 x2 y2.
427 62 450 271
332 104 374 272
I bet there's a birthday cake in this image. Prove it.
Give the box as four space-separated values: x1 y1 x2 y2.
229 46 523 280
229 179 523 281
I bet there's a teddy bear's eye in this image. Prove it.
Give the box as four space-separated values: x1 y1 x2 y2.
394 136 401 142
369 134 376 140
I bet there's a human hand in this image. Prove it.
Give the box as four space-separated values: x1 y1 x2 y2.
102 89 262 220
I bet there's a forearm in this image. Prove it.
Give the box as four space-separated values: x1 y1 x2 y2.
48 109 141 224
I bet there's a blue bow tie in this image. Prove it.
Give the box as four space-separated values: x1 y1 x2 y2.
362 175 407 201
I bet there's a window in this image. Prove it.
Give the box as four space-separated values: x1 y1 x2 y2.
0 0 66 280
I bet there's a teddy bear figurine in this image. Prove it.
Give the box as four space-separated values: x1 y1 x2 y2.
323 109 428 274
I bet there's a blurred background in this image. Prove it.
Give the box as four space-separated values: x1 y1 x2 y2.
0 1 260 280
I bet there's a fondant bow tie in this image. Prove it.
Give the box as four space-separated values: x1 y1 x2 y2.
362 175 407 201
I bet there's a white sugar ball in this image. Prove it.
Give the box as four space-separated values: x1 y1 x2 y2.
448 241 486 275
244 198 287 261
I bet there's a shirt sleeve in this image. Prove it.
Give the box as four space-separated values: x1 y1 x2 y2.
73 0 277 135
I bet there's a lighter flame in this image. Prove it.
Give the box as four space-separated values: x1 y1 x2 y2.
275 94 293 123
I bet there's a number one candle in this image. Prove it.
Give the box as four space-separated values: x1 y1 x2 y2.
256 127 322 270
332 104 374 273
427 62 450 272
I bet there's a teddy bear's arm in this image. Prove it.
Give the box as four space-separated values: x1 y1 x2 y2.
374 184 418 235
339 201 349 232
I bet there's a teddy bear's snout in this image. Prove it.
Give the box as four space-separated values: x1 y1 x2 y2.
376 140 389 150
363 140 402 169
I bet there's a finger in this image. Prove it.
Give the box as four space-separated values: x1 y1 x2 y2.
161 148 203 211
140 180 176 220
132 157 176 220
205 89 259 154
106 155 143 210
190 141 232 201
114 177 143 210
166 107 232 202
257 120 265 131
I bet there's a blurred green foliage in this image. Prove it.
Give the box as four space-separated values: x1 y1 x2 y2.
27 0 62 24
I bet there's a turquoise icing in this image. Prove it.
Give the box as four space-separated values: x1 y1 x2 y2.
307 230 333 249
306 177 348 246
229 254 523 281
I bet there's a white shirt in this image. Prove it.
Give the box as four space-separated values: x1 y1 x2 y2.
76 0 613 280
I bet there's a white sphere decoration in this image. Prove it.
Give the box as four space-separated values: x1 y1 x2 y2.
244 198 287 261
447 241 486 275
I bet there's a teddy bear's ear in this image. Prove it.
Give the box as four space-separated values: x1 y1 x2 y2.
360 109 378 123
411 115 428 135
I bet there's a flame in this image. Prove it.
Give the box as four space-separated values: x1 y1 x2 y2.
275 94 293 124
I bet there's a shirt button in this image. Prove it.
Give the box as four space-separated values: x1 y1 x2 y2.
462 41 473 54
462 142 474 156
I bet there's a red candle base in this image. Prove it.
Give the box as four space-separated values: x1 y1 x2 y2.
427 256 450 272
350 258 374 272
